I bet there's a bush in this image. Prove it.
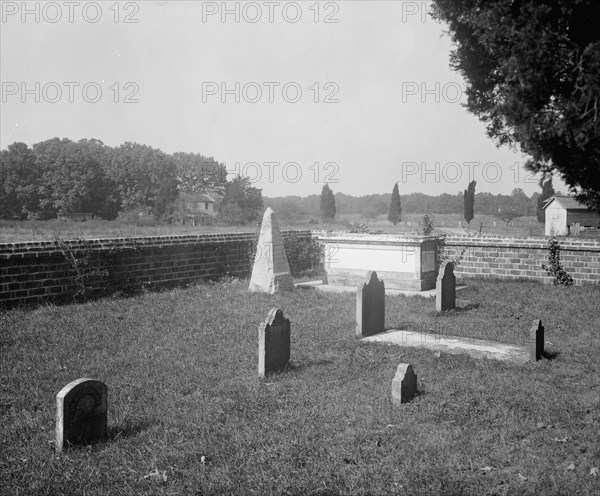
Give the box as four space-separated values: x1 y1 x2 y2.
247 232 324 278
346 221 370 233
283 232 324 277
217 203 246 225
420 214 435 235
116 206 158 226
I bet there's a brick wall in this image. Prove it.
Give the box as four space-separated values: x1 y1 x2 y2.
439 235 600 285
3 231 598 309
0 231 311 309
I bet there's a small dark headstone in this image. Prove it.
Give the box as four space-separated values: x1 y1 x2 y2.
356 271 385 336
391 363 417 405
529 319 544 361
258 308 291 377
56 378 108 453
436 261 456 311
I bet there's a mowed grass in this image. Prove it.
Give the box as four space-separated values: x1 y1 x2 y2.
1 279 599 495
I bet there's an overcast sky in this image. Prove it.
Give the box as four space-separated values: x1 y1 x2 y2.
1 0 566 198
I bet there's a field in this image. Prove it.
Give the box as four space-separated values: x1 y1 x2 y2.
0 214 545 243
1 278 599 495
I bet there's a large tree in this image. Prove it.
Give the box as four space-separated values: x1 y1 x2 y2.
537 178 556 222
432 0 600 211
173 152 227 197
219 176 263 225
0 142 39 219
388 182 402 225
320 184 336 221
106 142 178 215
463 180 476 225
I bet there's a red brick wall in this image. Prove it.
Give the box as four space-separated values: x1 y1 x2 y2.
0 231 311 309
439 235 600 285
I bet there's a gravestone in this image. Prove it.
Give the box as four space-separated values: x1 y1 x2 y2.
529 319 544 361
249 208 294 294
391 363 417 405
56 378 108 453
436 261 456 311
356 271 385 336
258 308 291 377
571 223 581 236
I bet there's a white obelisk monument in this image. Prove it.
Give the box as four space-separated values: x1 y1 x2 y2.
249 208 295 294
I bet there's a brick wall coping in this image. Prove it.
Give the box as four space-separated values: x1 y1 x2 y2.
0 230 312 258
440 234 600 252
313 232 443 244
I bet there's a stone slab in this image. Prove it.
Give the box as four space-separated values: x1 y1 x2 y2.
356 271 385 337
295 280 467 298
529 319 544 361
436 261 456 311
327 268 436 291
249 208 294 294
56 378 108 453
391 363 417 405
258 308 291 377
363 329 531 364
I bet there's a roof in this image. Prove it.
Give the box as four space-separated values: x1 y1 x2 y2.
180 192 215 202
543 196 590 211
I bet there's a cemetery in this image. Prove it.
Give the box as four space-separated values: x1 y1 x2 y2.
3 0 600 492
1 210 599 495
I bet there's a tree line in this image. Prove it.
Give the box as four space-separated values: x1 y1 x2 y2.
266 182 556 223
0 138 263 223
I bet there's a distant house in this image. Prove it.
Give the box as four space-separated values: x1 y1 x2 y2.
175 192 217 226
543 196 600 236
57 213 95 222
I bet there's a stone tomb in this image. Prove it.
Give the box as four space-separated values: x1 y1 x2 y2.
56 378 108 453
391 363 417 405
356 271 385 337
249 207 294 294
258 308 291 377
529 319 545 361
317 234 441 291
436 261 456 312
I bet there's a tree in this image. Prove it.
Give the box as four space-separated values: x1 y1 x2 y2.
495 207 522 227
320 184 336 221
388 182 402 225
511 188 530 216
154 175 180 221
219 176 263 224
431 1 600 211
0 142 39 219
106 142 179 217
537 178 556 222
463 180 476 225
173 152 227 197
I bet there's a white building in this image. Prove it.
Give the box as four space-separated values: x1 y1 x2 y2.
543 196 600 236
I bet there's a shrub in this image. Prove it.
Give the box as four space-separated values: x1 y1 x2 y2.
420 214 435 235
284 232 324 277
217 203 246 226
346 221 369 233
116 206 157 226
247 232 324 278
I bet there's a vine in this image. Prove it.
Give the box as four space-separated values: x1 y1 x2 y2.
541 238 573 286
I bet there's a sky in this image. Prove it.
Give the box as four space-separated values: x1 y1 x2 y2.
0 0 567 198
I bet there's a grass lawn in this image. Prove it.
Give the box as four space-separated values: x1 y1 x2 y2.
1 278 599 495
0 214 547 244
